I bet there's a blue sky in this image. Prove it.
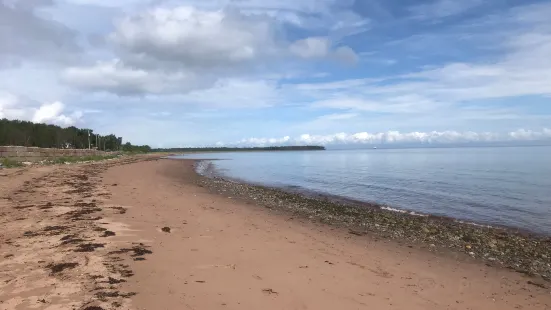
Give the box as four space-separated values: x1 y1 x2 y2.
1 0 550 147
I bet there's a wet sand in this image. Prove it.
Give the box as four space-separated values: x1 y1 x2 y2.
1 157 550 309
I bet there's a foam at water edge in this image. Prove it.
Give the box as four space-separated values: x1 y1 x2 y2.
381 206 428 217
195 160 216 177
455 220 494 230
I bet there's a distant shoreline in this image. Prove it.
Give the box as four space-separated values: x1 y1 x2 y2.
191 158 551 282
153 145 325 153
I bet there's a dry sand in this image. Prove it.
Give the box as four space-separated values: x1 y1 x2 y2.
1 157 550 310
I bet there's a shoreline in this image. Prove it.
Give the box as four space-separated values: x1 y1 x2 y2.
191 159 551 281
2 157 550 309
193 157 548 237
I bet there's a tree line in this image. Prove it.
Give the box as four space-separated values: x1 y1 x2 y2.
1 119 324 153
0 118 150 152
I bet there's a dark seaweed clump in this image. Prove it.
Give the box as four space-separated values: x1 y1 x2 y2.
74 243 105 252
101 230 116 237
47 262 78 274
109 243 152 258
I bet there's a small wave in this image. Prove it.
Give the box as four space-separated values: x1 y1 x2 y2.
380 206 428 217
455 220 494 229
195 161 218 177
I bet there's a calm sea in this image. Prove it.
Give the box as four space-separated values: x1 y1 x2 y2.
178 146 551 235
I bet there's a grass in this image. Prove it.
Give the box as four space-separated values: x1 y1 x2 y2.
47 155 119 164
0 154 120 168
0 158 24 168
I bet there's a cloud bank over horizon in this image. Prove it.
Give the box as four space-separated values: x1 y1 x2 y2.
1 0 551 146
223 128 551 147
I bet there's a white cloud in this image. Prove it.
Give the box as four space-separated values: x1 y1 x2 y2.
409 0 483 21
0 92 81 126
110 6 277 68
235 129 551 147
3 0 551 146
62 0 148 7
171 0 369 35
332 46 359 64
60 5 359 96
316 113 358 121
179 79 282 108
290 37 330 58
289 37 358 63
289 3 551 122
220 0 337 15
312 96 438 114
62 59 204 95
32 101 81 126
0 1 80 67
509 128 551 141
0 91 28 119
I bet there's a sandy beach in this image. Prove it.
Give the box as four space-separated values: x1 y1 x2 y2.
1 157 550 310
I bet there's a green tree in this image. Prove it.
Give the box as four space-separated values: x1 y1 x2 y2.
0 118 145 151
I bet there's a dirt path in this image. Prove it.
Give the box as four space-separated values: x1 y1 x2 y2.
1 158 550 310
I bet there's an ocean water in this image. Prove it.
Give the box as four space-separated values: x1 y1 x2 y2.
178 146 551 235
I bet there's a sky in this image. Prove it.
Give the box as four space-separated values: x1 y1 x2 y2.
1 0 550 147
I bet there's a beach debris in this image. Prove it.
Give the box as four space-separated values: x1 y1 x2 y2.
47 262 78 274
101 230 116 237
83 307 105 310
348 229 366 236
324 260 334 265
109 243 152 258
64 205 102 221
74 243 105 252
96 291 136 301
262 288 278 295
110 206 127 214
107 277 126 284
23 230 40 237
60 235 85 245
43 225 68 233
161 226 171 233
527 281 547 289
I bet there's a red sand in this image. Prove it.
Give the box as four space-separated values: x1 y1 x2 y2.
1 157 550 309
